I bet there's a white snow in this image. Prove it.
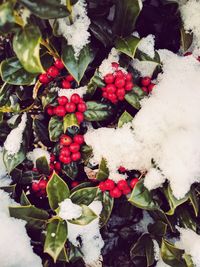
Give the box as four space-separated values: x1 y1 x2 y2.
27 148 50 167
0 190 42 267
133 211 154 233
144 168 166 191
153 240 160 261
57 86 87 98
58 0 91 59
58 199 82 220
132 58 158 77
155 258 171 267
0 147 7 179
67 201 104 265
137 34 155 58
4 113 27 155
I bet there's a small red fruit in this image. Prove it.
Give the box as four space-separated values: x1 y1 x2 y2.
102 92 108 98
75 112 84 124
104 74 115 84
54 59 65 70
32 182 39 192
125 81 134 91
116 88 125 97
115 70 124 79
126 73 132 81
104 179 115 191
60 135 72 146
66 74 74 82
55 105 66 117
65 102 76 113
47 106 54 116
70 94 81 104
141 86 148 93
47 66 59 78
112 62 119 69
59 155 71 164
77 102 87 113
141 76 151 87
39 73 50 84
71 151 81 161
62 80 71 89
39 179 47 190
130 178 139 189
107 93 117 102
71 181 79 188
50 154 55 163
73 135 84 145
117 180 128 191
54 161 61 171
58 96 68 106
60 147 71 157
118 166 127 173
122 186 131 195
115 78 126 88
148 83 155 92
99 181 107 192
69 143 80 153
184 52 192 56
50 163 54 172
106 84 116 93
110 187 122 198
101 87 106 91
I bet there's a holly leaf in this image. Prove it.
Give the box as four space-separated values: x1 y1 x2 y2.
125 90 141 110
97 191 114 228
115 36 140 58
62 162 79 180
86 69 105 97
0 2 19 34
48 116 63 142
118 111 133 128
180 27 193 52
20 191 31 206
68 205 97 225
96 157 109 181
70 187 98 205
36 156 50 175
84 101 114 121
63 113 79 133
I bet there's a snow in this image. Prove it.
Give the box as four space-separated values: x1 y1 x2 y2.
137 34 155 58
0 190 42 267
133 211 154 233
132 58 158 77
67 201 104 265
144 168 166 191
85 50 200 199
0 147 7 179
176 228 200 266
153 240 160 261
4 113 27 155
27 148 50 167
156 258 171 267
57 86 87 98
58 199 82 220
58 0 91 59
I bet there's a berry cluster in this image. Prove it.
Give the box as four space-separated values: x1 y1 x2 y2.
99 177 139 198
140 76 155 94
46 94 87 124
39 58 74 88
31 178 47 197
101 63 134 103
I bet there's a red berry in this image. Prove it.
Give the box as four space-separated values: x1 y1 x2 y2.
59 155 71 164
73 135 84 145
39 73 50 84
71 181 79 188
125 81 134 91
115 78 126 88
65 102 76 113
77 102 87 113
148 83 155 92
122 186 131 195
130 178 139 189
118 95 125 101
126 73 132 81
54 59 65 70
62 80 71 89
58 96 68 106
184 52 192 56
60 147 71 157
106 84 116 93
75 112 84 124
32 182 39 192
141 77 151 87
60 135 72 146
101 87 107 91
47 66 59 78
69 143 80 153
66 74 74 82
50 154 55 163
54 161 61 171
99 181 107 192
110 187 122 198
50 163 54 172
141 86 148 93
117 180 128 191
55 105 66 117
112 62 119 69
115 70 124 79
104 179 115 191
118 166 127 173
107 93 117 102
116 88 125 97
47 106 54 116
102 92 108 99
104 74 115 84
71 151 81 161
39 179 47 190
70 94 81 104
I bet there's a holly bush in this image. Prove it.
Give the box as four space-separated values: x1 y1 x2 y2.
0 0 197 267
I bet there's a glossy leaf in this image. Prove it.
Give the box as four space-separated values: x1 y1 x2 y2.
68 204 97 225
36 156 50 175
42 92 57 109
48 116 63 142
34 119 52 147
44 219 68 263
80 145 93 163
62 162 79 180
63 113 79 133
20 191 31 206
118 111 133 128
70 187 98 205
0 57 36 85
125 91 141 110
84 101 114 121
188 186 199 217
98 191 114 228
3 149 26 174
176 207 196 232
0 2 18 34
47 172 70 211
180 28 193 52
148 220 167 238
13 25 44 74
115 36 140 58
86 70 105 96
96 157 109 181
62 44 94 84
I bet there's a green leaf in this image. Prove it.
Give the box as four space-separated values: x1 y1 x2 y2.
0 83 14 107
113 0 142 37
125 90 141 110
0 2 18 34
20 191 31 206
3 149 26 174
57 247 69 262
96 157 109 181
183 254 195 267
13 25 44 74
90 19 113 47
68 205 97 225
115 36 140 58
48 116 63 142
44 219 68 263
176 207 196 232
34 119 52 147
97 191 114 228
149 209 175 233
80 145 93 163
9 205 49 229
19 0 70 19
70 187 98 205
62 44 94 84
36 156 50 175
133 86 148 99
188 185 199 217
0 184 16 196
128 179 159 210
180 27 193 52
0 57 36 85
62 162 79 180
118 111 133 128
41 92 57 109
47 172 70 211
63 113 79 133
148 220 167 238
161 239 187 267
86 70 105 96
84 101 114 121
130 234 154 267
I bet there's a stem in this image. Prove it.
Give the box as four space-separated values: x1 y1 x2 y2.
40 39 59 59
66 0 73 25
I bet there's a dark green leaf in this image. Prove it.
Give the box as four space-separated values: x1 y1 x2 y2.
68 204 97 225
96 157 109 181
118 111 133 127
20 191 31 206
62 161 79 180
97 191 114 228
48 116 63 142
70 187 98 205
176 207 196 232
86 70 105 97
180 28 193 52
115 36 140 58
0 2 18 34
3 149 26 174
0 184 16 196
90 19 113 47
0 83 14 107
125 90 141 110
84 101 114 121
148 220 167 238
189 185 199 217
36 156 50 175
34 119 52 147
63 113 79 133
41 92 57 109
80 145 93 163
